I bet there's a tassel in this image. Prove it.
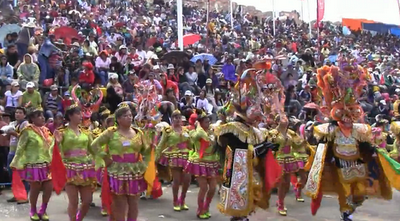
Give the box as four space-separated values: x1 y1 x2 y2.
264 150 282 193
51 142 67 195
199 138 209 159
12 170 27 201
311 190 323 216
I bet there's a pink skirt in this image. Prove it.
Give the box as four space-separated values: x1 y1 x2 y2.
108 173 147 195
159 153 188 168
96 168 104 184
184 161 220 178
18 163 51 182
65 162 96 186
277 157 300 173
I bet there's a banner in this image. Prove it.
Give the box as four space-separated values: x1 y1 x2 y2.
316 0 325 24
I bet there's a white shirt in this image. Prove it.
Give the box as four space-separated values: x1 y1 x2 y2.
95 57 111 69
195 97 209 113
5 90 22 107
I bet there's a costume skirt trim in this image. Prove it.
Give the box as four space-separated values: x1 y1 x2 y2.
184 160 220 177
108 173 147 195
65 162 96 186
277 157 301 173
18 163 51 182
159 153 188 168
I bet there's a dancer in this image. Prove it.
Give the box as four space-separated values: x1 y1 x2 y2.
268 117 308 216
156 110 192 211
214 67 280 221
91 103 151 221
304 56 400 221
185 110 219 219
54 104 96 221
10 108 54 221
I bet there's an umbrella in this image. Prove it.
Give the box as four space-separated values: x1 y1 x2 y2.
303 103 319 110
53 26 79 45
0 24 21 46
190 53 218 65
176 34 201 47
162 51 191 62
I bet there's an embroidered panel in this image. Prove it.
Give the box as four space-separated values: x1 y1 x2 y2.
304 143 327 198
226 149 249 210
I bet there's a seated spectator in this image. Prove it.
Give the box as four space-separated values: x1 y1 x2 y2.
0 55 13 86
122 72 137 101
143 72 163 94
107 73 123 96
105 86 123 113
194 90 212 114
109 56 123 76
21 82 42 111
180 90 194 110
79 61 95 88
61 91 72 113
4 81 22 117
46 112 64 133
162 88 178 110
160 73 179 98
95 50 111 86
43 85 63 119
16 54 40 90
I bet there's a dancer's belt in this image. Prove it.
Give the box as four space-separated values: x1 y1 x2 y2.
111 153 140 163
64 149 88 157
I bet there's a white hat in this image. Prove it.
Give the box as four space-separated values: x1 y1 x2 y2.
11 81 19 87
167 64 175 69
184 90 192 96
110 73 118 79
26 82 35 88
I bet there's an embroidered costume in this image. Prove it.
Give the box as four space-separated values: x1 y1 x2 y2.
304 54 400 221
214 67 280 221
58 126 96 187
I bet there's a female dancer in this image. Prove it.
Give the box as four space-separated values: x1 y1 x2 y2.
156 110 192 211
10 108 54 221
91 103 150 221
54 105 96 221
185 111 219 219
268 117 307 216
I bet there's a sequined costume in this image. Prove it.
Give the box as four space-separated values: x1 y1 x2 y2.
58 126 96 187
91 126 150 195
215 67 280 221
185 125 220 178
304 54 400 221
10 124 54 182
156 125 192 168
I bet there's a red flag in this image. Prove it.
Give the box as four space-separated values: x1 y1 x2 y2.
290 174 298 187
12 170 27 201
316 0 325 27
311 190 323 215
264 150 282 192
151 178 163 199
199 138 210 159
51 143 67 194
101 167 112 214
380 74 385 85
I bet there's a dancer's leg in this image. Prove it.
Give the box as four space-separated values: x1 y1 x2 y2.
171 168 182 210
126 195 140 220
196 177 208 218
65 184 79 221
77 185 93 221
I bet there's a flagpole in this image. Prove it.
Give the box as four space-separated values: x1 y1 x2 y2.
301 0 304 21
177 0 184 50
272 0 276 36
307 0 312 37
230 0 234 27
206 0 210 48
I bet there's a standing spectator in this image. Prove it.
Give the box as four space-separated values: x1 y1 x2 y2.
16 54 40 90
4 81 22 117
0 111 10 194
95 50 111 86
43 85 62 119
21 82 42 110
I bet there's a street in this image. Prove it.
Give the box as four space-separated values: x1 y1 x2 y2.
1 185 399 221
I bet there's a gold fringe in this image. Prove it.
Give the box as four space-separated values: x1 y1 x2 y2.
214 122 261 146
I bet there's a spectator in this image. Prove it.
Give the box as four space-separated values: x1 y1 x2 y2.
185 66 198 94
107 73 123 96
4 81 22 117
0 55 13 86
43 85 62 119
160 73 179 98
21 82 42 110
222 57 237 83
79 62 95 87
61 91 72 113
46 112 64 133
195 90 211 114
180 90 194 110
95 50 111 86
16 54 40 90
122 72 137 100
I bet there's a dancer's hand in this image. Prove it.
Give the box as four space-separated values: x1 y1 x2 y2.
54 130 63 143
104 156 113 167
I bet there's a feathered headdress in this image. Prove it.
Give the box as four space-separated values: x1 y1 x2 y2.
316 53 370 126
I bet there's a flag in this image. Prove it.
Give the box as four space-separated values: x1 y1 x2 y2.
316 0 325 25
264 150 282 192
51 143 67 195
12 170 27 201
199 138 210 159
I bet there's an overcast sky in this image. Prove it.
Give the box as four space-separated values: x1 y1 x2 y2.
230 0 400 25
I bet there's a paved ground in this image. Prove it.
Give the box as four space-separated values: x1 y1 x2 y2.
1 185 400 221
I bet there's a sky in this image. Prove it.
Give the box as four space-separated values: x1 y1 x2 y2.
230 0 400 25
